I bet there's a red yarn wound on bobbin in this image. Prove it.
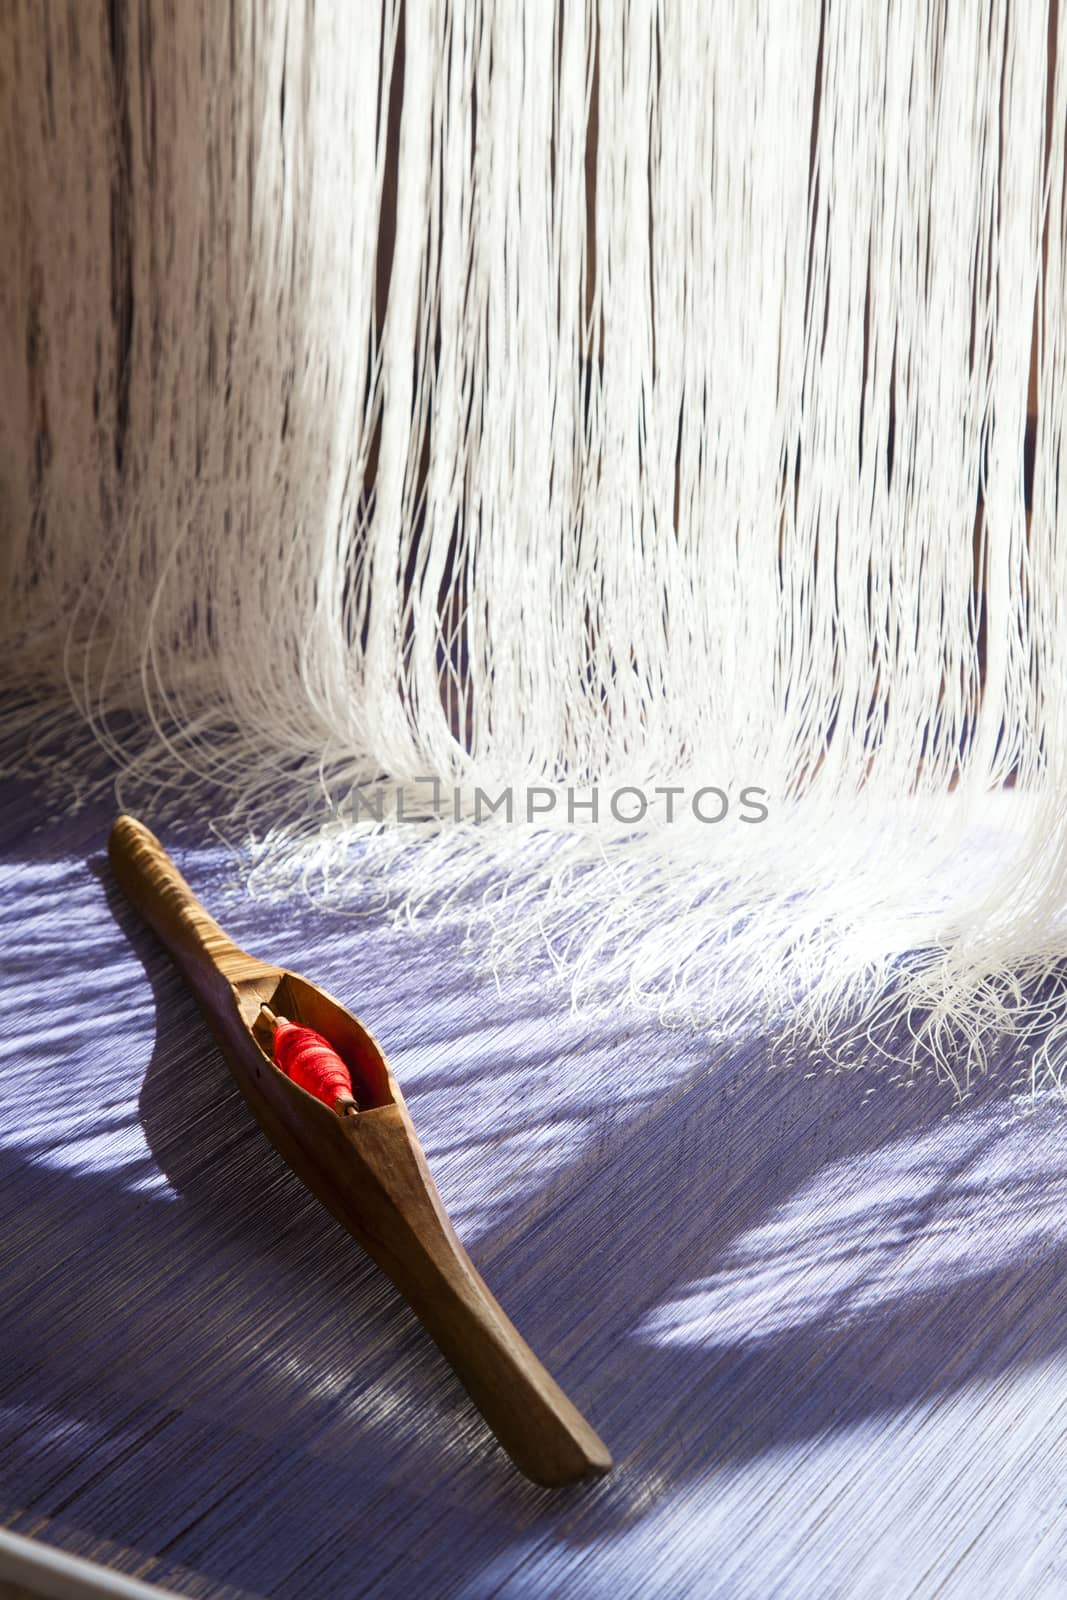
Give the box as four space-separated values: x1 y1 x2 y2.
273 1019 356 1112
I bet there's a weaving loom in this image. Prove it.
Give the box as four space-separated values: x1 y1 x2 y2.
3 772 1067 1597
4 0 1067 1593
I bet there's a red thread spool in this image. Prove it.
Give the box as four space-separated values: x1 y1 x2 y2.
261 1007 358 1114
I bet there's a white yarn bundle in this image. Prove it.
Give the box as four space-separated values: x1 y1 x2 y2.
2 0 1066 1090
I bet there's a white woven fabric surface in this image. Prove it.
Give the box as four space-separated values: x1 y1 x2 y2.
1 781 1065 1599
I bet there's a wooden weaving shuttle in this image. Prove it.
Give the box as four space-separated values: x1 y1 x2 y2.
108 815 611 1487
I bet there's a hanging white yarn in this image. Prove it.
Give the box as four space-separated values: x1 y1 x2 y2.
2 0 1065 1093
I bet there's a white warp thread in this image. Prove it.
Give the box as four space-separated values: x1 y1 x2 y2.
2 0 1066 1091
